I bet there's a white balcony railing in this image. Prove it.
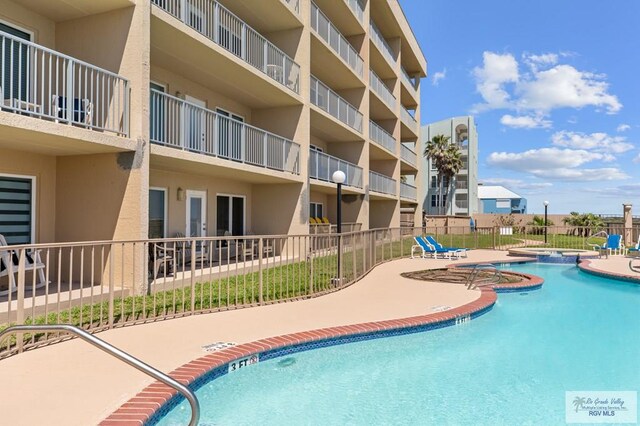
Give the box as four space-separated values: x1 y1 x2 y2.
370 21 395 66
370 70 396 111
282 0 300 13
456 180 468 189
401 106 418 133
345 0 365 23
455 199 469 209
369 121 395 153
309 149 363 188
401 66 417 92
369 170 396 195
400 144 417 166
150 90 300 174
311 2 364 77
0 30 129 136
310 75 363 132
400 182 417 200
152 0 300 94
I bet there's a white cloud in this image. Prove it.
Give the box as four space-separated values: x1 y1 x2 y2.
472 51 622 115
432 69 447 86
584 184 640 197
500 114 552 129
480 178 552 191
617 124 631 132
634 153 640 164
551 131 634 155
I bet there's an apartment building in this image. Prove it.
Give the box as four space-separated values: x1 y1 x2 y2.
0 0 426 246
422 116 478 216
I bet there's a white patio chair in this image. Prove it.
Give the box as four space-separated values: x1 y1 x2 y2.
0 234 47 296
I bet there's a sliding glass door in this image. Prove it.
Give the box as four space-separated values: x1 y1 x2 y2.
216 195 245 236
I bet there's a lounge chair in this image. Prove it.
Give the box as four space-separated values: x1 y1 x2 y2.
627 234 640 256
0 234 47 296
593 234 625 257
411 236 454 259
309 217 318 224
425 235 468 258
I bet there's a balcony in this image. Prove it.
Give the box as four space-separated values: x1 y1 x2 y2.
310 75 363 134
0 30 129 137
400 106 418 135
370 21 396 68
400 182 417 201
344 0 365 23
310 149 363 189
370 70 396 114
150 90 300 174
369 170 396 196
311 2 364 78
400 66 418 104
400 144 417 167
369 120 396 154
456 181 468 189
455 199 469 209
151 0 300 94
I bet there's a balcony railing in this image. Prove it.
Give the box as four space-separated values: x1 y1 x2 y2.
309 149 363 188
401 106 417 133
311 2 364 77
370 70 396 111
345 0 365 23
152 0 300 94
370 21 395 66
455 199 469 209
282 0 300 13
369 120 395 153
369 170 396 195
400 144 417 166
400 182 417 200
150 90 300 174
0 30 129 136
401 66 417 92
310 75 363 132
456 181 468 189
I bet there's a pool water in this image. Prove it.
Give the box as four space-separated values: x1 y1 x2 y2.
157 264 640 425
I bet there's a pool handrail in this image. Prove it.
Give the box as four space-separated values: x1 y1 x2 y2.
630 259 640 274
465 263 502 290
0 324 200 426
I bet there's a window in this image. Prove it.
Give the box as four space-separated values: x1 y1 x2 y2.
218 15 242 57
431 194 438 207
0 175 34 244
442 176 449 188
442 194 447 207
0 22 31 102
216 194 245 236
496 199 510 209
148 188 167 238
430 176 437 188
310 202 323 219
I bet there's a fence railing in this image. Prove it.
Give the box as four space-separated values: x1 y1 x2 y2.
282 0 300 13
344 0 365 23
401 66 417 91
400 144 417 166
401 106 417 133
150 89 300 174
0 30 129 136
369 170 396 195
369 21 396 66
369 120 396 153
2 225 639 357
310 2 364 77
310 75 363 132
309 149 363 188
400 182 417 200
152 0 300 94
370 70 396 111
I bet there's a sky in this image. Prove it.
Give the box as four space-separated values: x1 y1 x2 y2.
399 0 640 214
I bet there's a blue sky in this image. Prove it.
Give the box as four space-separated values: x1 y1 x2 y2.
400 0 640 214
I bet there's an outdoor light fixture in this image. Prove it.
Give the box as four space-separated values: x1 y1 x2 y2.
177 187 185 201
543 200 549 244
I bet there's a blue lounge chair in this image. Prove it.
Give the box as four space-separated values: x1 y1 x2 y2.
411 236 451 259
593 234 624 257
425 235 468 258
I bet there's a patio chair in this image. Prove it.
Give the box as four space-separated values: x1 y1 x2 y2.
149 242 175 280
52 95 93 125
425 235 468 258
174 232 209 265
627 234 640 256
411 236 452 259
0 234 47 296
592 234 625 257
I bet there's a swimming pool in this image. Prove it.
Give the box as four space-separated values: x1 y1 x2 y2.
156 263 640 425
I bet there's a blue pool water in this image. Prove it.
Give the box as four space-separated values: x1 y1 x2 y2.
157 264 640 425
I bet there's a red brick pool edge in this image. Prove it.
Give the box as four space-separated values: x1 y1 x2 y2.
101 273 544 425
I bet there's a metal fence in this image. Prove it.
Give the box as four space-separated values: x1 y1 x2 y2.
370 21 396 66
152 0 300 93
150 90 300 174
369 170 396 195
344 0 365 23
401 106 418 133
401 144 417 166
310 75 363 132
310 2 364 77
369 120 396 153
309 149 363 188
400 182 417 201
0 30 129 136
370 70 396 111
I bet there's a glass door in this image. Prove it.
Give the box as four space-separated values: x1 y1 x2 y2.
216 195 245 236
186 190 207 238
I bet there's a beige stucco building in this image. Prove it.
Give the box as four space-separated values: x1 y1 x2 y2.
0 0 426 245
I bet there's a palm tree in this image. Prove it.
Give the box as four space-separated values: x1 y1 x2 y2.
424 134 462 215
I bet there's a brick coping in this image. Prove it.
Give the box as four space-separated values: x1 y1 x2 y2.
101 271 548 425
577 259 640 284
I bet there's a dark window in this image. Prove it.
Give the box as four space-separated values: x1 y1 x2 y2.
0 22 30 102
0 176 32 244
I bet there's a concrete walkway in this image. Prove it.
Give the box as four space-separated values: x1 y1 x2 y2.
0 250 518 426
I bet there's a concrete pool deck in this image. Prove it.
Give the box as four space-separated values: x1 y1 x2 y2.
0 250 636 425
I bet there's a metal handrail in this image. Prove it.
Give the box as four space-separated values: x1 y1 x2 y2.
630 259 640 273
585 230 608 249
465 264 502 290
0 325 200 426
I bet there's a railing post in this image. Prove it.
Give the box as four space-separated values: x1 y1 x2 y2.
241 24 246 60
213 2 219 43
190 239 196 312
263 41 268 73
309 236 314 295
66 59 74 124
258 238 264 305
493 226 497 250
263 133 268 167
108 244 115 328
16 249 26 352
